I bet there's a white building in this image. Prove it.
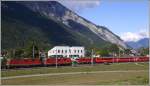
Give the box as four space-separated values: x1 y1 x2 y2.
48 46 85 59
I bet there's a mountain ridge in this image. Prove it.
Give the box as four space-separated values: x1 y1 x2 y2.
2 1 127 50
21 1 127 48
125 38 149 49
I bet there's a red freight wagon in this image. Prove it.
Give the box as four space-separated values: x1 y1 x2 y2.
7 58 41 67
76 58 92 64
45 58 72 65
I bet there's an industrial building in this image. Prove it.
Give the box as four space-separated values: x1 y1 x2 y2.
48 46 85 59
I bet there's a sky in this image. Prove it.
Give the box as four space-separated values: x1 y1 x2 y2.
58 0 149 42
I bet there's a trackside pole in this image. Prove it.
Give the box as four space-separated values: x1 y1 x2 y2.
32 42 35 59
0 57 2 85
91 49 94 66
113 53 114 63
113 56 114 63
72 58 74 67
56 49 58 68
118 48 120 63
72 61 73 67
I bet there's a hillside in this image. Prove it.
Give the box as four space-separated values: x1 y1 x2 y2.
1 1 127 51
126 38 149 49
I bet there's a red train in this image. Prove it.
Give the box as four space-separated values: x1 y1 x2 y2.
5 56 149 68
6 58 72 68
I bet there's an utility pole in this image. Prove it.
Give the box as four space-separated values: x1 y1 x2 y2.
32 41 35 59
118 47 120 63
0 56 2 85
113 52 115 63
56 49 58 68
119 48 120 57
91 49 94 66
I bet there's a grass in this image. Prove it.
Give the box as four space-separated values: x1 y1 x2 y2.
101 75 149 85
2 70 149 85
2 62 149 77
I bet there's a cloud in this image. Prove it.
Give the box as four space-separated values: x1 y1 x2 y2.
120 29 149 42
57 0 100 13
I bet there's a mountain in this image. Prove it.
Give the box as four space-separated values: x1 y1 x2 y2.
125 38 149 49
1 1 127 50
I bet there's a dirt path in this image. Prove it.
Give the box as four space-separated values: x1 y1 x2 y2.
2 70 148 80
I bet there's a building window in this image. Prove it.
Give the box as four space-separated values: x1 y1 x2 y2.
58 50 60 53
65 50 67 53
78 50 80 53
69 49 71 53
62 50 63 53
74 50 76 53
81 50 82 53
